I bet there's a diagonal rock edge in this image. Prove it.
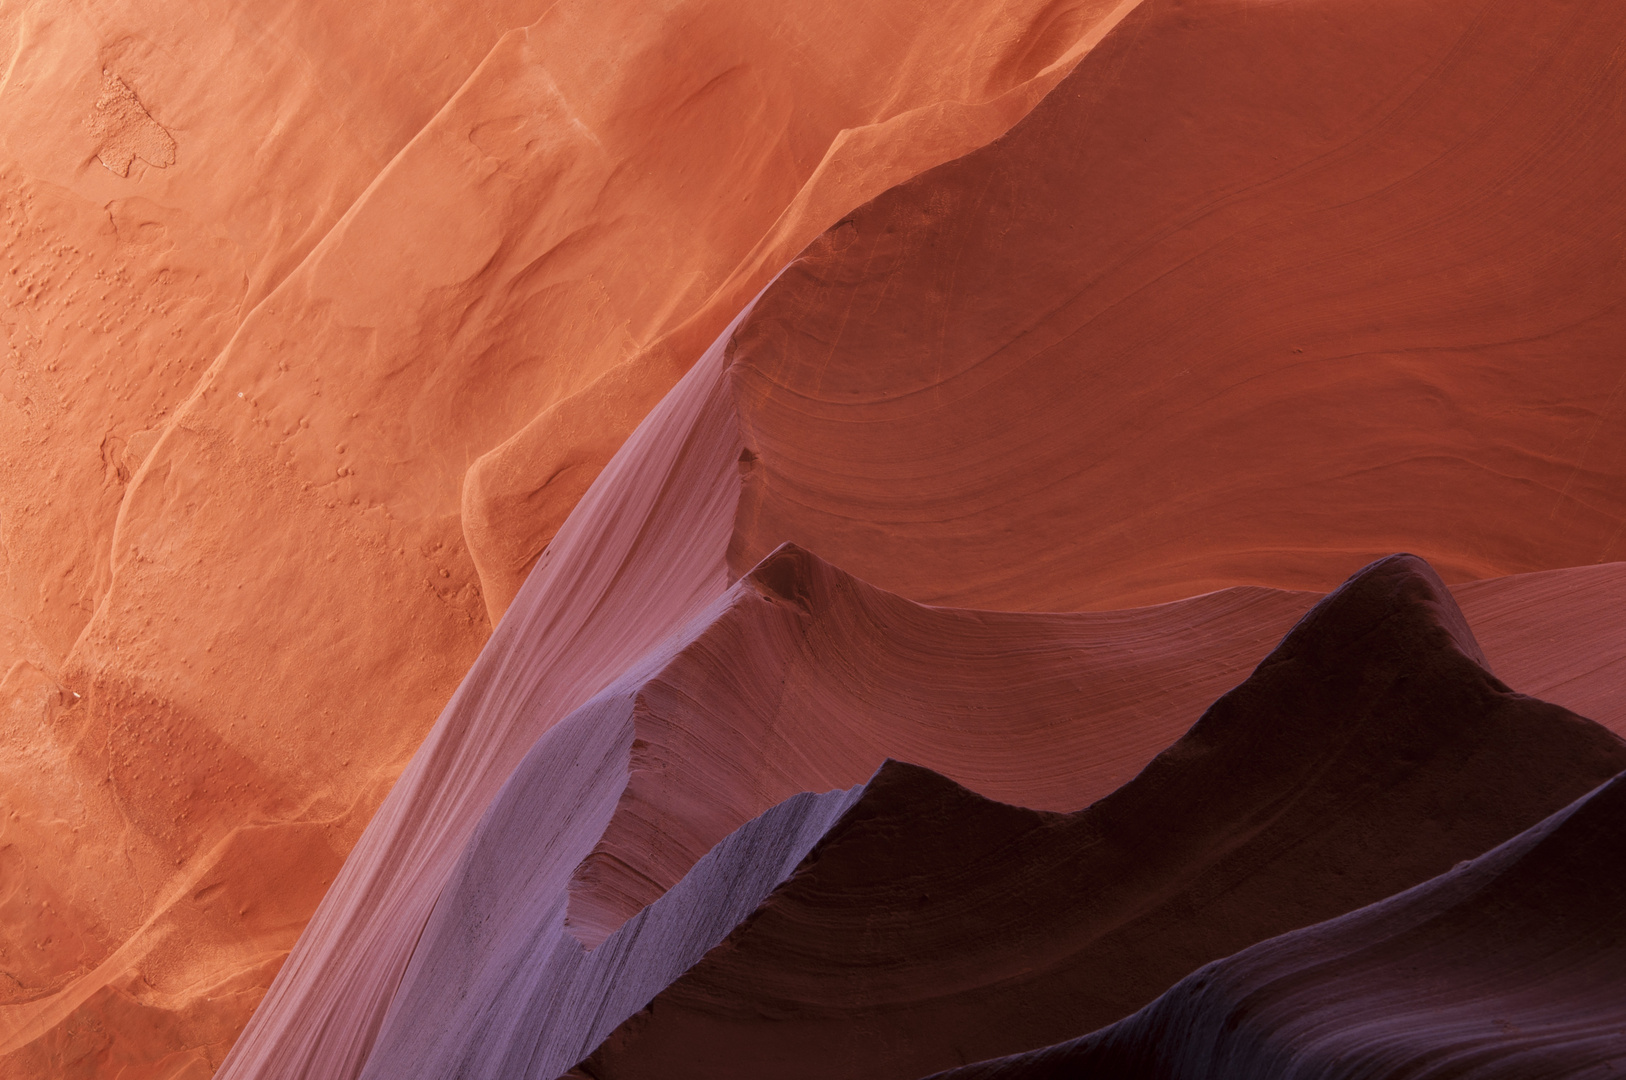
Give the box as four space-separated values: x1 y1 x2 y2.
265 532 1622 1080
355 535 1310 1076
3 1 1156 1063
216 267 1626 1080
211 289 760 1080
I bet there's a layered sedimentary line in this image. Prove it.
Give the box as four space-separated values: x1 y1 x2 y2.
933 766 1626 1080
2 1 1156 1070
564 554 1626 1080
346 550 1626 1080
211 285 1304 1079
1452 561 1626 733
366 720 869 1080
725 0 1626 613
351 540 1310 1078
212 297 758 1080
367 552 1626 1080
219 283 1626 1080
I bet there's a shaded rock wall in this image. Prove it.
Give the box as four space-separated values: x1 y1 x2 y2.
0 0 1136 1072
931 769 1626 1079
4 0 1626 1075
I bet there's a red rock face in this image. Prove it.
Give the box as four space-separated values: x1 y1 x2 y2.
0 0 1143 1072
4 0 1626 1076
728 0 1626 611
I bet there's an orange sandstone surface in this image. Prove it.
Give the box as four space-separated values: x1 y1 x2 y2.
3 0 1626 1076
0 0 1139 1073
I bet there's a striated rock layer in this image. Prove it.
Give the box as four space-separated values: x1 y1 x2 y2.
221 297 1626 1080
0 0 1140 1072
214 333 1329 1079
570 556 1626 1080
932 767 1626 1080
227 548 1622 1080
727 0 1626 611
6 0 1626 1074
224 0 1626 1073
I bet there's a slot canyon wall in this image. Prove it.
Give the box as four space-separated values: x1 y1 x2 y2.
1 0 1623 1076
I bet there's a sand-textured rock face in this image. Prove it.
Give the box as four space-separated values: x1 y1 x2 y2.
0 0 1146 1073
6 0 1626 1076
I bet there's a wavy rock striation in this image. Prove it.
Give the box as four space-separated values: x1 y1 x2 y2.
7 0 1626 1074
1 0 1137 1070
220 330 1328 1079
366 744 868 1080
933 767 1626 1080
221 284 1626 1080
727 0 1626 612
571 555 1626 1080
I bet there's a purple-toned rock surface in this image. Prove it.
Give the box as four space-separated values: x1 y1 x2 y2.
929 766 1626 1080
569 556 1626 1080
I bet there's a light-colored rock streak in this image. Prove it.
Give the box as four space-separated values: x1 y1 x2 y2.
213 292 753 1080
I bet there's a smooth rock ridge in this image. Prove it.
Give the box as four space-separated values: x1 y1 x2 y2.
571 554 1626 1080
